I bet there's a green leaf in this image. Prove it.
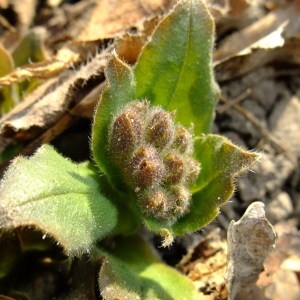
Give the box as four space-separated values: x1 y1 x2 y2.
12 28 48 96
0 44 19 115
172 134 260 235
134 0 220 134
92 52 136 186
0 145 118 256
98 236 198 300
0 44 14 75
12 28 47 67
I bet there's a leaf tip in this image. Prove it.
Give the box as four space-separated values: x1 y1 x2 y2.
236 148 262 176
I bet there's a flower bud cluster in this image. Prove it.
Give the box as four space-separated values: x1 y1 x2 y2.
108 100 200 224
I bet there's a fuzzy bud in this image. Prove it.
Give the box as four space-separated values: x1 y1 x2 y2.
172 125 193 154
185 157 201 185
170 185 191 216
138 188 173 222
109 109 143 166
163 152 185 185
145 108 174 149
127 99 149 117
107 100 201 224
127 145 163 190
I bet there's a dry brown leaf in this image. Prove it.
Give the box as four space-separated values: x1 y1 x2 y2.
78 0 174 41
0 48 110 150
228 0 249 16
19 82 105 157
214 0 300 80
215 39 300 81
0 6 164 163
0 0 9 9
214 3 294 62
203 0 230 18
0 1 171 88
116 17 159 64
0 47 80 87
0 0 169 87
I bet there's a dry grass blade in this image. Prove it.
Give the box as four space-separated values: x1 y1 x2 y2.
0 48 80 87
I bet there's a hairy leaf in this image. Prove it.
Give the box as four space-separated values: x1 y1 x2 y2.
0 145 118 256
172 134 260 234
134 0 219 133
92 52 136 188
99 236 198 300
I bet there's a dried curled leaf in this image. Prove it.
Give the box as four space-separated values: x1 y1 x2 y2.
225 202 276 300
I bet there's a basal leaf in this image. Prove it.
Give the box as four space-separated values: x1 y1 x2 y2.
0 145 118 256
92 52 136 187
172 134 260 234
134 0 219 133
98 236 198 300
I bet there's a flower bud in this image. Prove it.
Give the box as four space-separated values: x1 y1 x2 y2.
127 145 163 190
169 185 190 216
109 109 142 166
128 99 149 116
138 188 172 221
185 157 201 185
145 108 174 149
172 125 193 154
163 152 185 185
107 100 201 224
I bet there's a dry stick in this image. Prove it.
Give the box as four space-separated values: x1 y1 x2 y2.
217 88 252 114
218 94 288 154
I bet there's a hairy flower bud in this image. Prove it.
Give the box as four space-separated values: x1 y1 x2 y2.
127 145 163 191
138 188 173 222
145 108 174 149
163 152 185 185
185 157 201 185
172 125 193 154
169 185 190 216
109 109 142 166
108 100 201 224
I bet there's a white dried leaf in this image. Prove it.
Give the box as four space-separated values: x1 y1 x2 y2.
226 201 276 300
